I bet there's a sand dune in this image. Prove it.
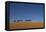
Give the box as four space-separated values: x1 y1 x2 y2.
9 21 44 29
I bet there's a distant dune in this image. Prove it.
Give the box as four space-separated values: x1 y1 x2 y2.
9 21 44 29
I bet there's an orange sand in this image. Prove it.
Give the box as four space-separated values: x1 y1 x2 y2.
9 22 43 29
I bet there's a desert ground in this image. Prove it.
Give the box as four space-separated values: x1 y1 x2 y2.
9 21 44 29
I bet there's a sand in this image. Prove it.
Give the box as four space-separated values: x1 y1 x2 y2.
9 21 44 29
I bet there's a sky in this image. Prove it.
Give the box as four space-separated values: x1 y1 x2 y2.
9 3 44 22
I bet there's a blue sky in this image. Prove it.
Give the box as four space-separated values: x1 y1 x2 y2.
9 3 43 22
